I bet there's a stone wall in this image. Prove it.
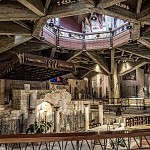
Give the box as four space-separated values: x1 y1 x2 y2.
120 68 145 98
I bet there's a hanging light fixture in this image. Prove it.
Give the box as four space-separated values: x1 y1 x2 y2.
91 12 97 21
40 28 44 40
127 22 132 30
127 22 133 43
49 19 54 28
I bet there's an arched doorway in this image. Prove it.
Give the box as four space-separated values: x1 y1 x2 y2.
36 102 53 132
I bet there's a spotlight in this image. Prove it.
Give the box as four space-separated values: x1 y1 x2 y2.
128 38 133 43
49 22 54 27
109 46 113 49
56 45 60 50
40 29 44 40
91 14 97 21
56 45 62 52
40 36 45 40
127 23 132 29
82 49 86 52
108 27 112 31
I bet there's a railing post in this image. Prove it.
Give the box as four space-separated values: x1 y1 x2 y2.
76 140 79 150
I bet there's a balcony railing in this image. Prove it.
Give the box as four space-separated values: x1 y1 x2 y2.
45 22 128 40
43 23 130 50
0 129 150 149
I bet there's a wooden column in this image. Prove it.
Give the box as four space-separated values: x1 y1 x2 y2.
88 75 92 96
0 79 5 105
109 49 120 101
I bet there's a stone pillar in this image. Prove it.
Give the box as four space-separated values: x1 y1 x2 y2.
27 92 37 128
81 101 84 113
98 103 103 125
54 107 60 132
84 104 89 131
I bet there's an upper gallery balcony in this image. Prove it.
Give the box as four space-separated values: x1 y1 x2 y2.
42 22 130 50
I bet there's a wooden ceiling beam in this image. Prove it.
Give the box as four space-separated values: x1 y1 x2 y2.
78 64 106 79
0 2 39 21
67 51 83 62
32 17 47 38
50 48 56 59
85 51 110 74
13 21 32 31
138 0 150 22
141 26 150 35
98 0 127 8
0 22 31 35
93 6 137 23
132 22 141 40
138 38 150 49
141 21 150 25
136 0 142 15
47 2 92 19
117 47 150 60
45 0 52 13
0 35 32 54
118 61 148 76
78 0 95 8
17 0 45 16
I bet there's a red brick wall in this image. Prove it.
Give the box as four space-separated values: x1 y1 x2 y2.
60 17 82 32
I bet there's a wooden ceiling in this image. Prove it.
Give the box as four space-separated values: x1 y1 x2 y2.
0 0 150 80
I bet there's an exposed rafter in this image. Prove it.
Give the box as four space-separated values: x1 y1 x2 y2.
0 22 31 35
132 22 141 40
117 47 150 60
47 2 92 19
0 2 39 21
136 0 142 15
67 51 83 62
138 38 150 49
94 5 137 23
118 60 148 76
45 0 52 13
138 0 150 23
13 21 32 31
98 0 127 8
32 17 47 38
85 51 110 74
78 0 95 8
17 0 45 16
0 35 32 54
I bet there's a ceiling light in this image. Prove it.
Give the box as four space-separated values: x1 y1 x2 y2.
40 29 44 40
91 13 97 21
127 23 132 30
49 20 54 28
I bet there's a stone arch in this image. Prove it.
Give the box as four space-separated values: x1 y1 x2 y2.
36 101 53 124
